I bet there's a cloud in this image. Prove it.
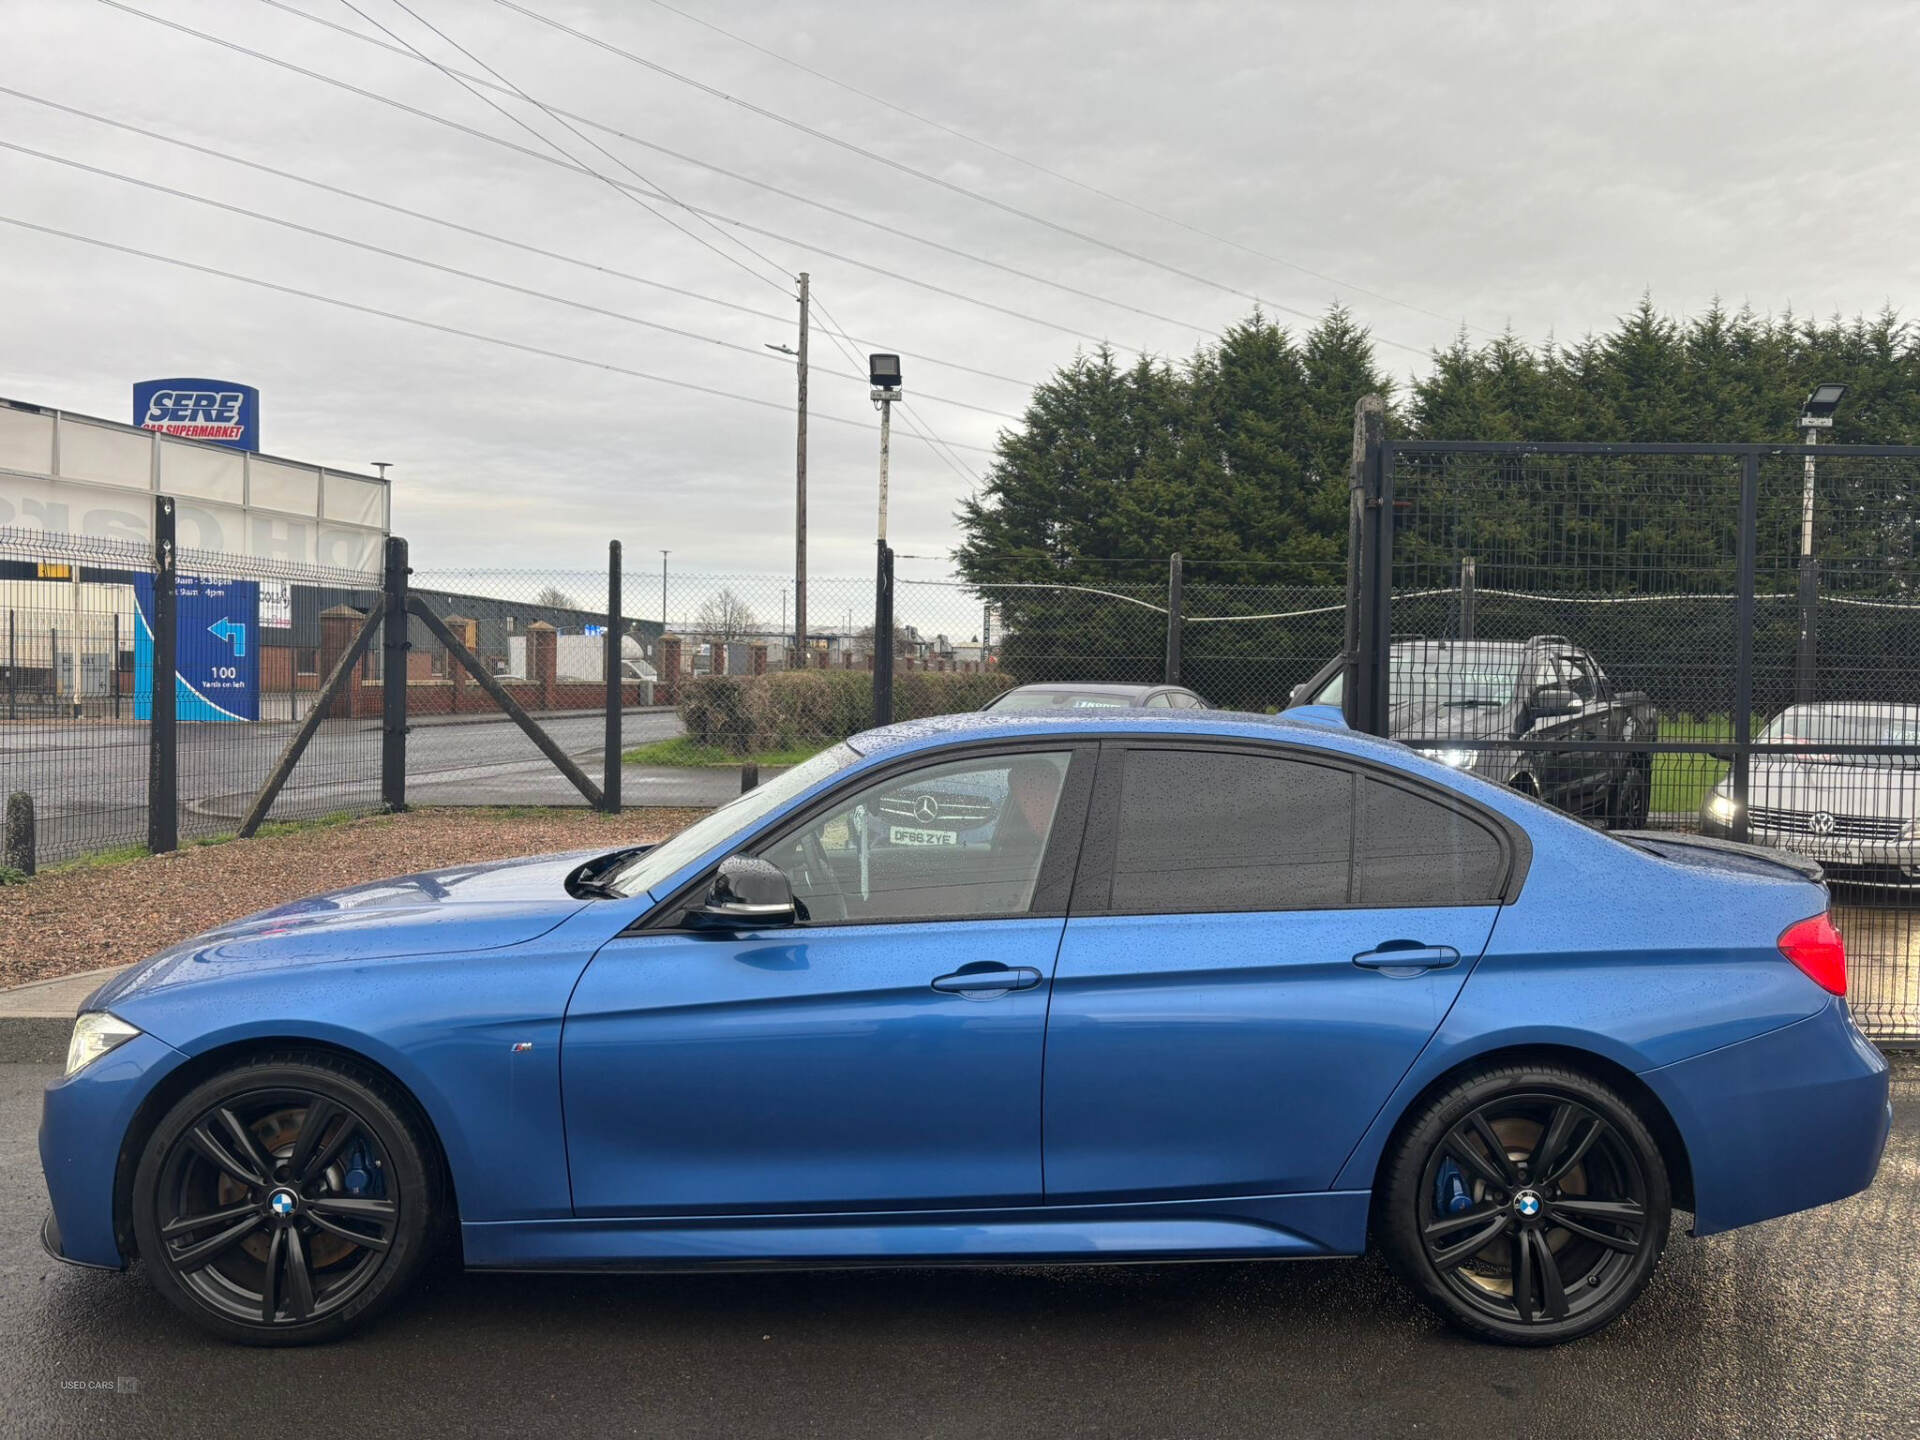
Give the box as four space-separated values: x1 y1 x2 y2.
3 0 1914 581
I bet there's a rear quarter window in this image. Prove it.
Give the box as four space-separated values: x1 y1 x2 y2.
1357 777 1505 904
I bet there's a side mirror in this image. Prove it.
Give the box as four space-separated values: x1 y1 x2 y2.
688 855 796 930
1527 684 1579 719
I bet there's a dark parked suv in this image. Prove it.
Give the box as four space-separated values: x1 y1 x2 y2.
1289 637 1658 826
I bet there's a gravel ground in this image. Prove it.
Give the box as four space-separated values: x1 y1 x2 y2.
0 807 707 989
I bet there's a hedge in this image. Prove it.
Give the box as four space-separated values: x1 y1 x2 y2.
678 669 1018 755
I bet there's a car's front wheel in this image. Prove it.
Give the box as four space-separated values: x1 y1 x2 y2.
1375 1062 1671 1345
1609 761 1652 829
131 1052 437 1345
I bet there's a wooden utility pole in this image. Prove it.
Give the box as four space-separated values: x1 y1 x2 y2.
794 271 810 667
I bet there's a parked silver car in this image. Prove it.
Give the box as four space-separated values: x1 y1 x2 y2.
1701 702 1920 885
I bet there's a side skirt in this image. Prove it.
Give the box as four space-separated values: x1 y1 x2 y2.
462 1191 1371 1271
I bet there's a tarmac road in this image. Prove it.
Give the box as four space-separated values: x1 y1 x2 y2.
5 1058 1917 1440
2 709 696 862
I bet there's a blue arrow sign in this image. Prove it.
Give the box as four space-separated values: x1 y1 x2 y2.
135 579 259 722
209 617 248 658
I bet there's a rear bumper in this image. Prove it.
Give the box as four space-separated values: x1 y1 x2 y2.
1643 998 1891 1236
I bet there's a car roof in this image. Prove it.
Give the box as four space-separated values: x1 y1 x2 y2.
998 682 1179 697
848 707 1386 763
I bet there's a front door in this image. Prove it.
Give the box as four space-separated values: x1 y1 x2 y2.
1043 742 1511 1201
563 744 1093 1216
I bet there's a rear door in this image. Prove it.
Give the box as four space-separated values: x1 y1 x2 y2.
1043 741 1514 1201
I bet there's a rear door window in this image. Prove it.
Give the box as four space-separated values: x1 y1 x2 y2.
1109 749 1354 913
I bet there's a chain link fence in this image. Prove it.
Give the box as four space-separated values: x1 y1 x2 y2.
1374 441 1920 1041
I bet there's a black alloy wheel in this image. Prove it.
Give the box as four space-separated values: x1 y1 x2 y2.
132 1054 436 1345
1377 1063 1671 1345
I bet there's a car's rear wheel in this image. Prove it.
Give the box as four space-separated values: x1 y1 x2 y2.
1376 1062 1670 1345
131 1053 436 1345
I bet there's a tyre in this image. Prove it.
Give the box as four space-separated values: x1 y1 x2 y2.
1375 1062 1671 1345
131 1052 438 1345
1609 762 1652 829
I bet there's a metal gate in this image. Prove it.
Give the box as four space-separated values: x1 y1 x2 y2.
1349 424 1920 1042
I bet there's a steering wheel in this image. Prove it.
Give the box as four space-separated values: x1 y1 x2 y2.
793 829 850 924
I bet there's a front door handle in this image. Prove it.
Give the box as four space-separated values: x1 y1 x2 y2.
931 965 1043 996
1353 945 1461 972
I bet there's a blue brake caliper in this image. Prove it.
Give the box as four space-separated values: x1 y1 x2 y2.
338 1136 387 1198
1435 1157 1473 1216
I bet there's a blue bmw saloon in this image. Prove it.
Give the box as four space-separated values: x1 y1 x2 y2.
40 710 1890 1345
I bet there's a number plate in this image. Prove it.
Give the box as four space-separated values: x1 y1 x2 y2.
888 826 957 847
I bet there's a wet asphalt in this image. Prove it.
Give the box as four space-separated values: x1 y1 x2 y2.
5 1057 1918 1440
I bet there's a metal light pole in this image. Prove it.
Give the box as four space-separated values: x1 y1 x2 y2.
1796 383 1846 702
870 354 901 727
660 549 670 634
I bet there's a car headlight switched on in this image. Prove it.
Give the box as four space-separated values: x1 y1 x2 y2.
64 1012 140 1077
1435 748 1477 770
1706 791 1740 825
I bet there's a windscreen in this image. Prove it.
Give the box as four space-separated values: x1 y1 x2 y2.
991 690 1133 711
1390 650 1522 707
1759 706 1920 766
600 743 863 896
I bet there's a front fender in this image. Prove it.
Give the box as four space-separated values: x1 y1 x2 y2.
109 937 606 1224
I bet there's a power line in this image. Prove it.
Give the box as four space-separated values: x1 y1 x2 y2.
359 0 1027 483
333 0 790 297
810 290 989 486
250 0 1219 341
96 1 1162 355
809 290 985 491
0 86 1041 393
637 0 1491 336
0 212 1000 453
0 139 1023 422
488 0 1435 355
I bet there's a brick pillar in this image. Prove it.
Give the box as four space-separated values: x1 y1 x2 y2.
527 621 557 711
712 640 728 677
317 605 363 718
750 642 768 676
815 646 828 669
659 635 683 706
442 615 472 714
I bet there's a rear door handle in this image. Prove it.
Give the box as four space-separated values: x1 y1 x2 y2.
932 966 1043 995
1353 945 1461 972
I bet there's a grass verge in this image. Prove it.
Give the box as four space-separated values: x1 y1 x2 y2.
1652 715 1730 816
622 736 828 768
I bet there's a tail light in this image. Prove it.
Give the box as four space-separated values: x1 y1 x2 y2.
1779 913 1847 996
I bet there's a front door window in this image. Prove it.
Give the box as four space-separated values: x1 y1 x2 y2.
759 751 1074 924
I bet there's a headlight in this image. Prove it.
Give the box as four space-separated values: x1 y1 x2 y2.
65 1012 140 1077
1706 791 1740 825
1903 818 1920 842
1435 748 1477 770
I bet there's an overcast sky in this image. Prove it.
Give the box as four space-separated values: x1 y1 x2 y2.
5 0 1918 587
